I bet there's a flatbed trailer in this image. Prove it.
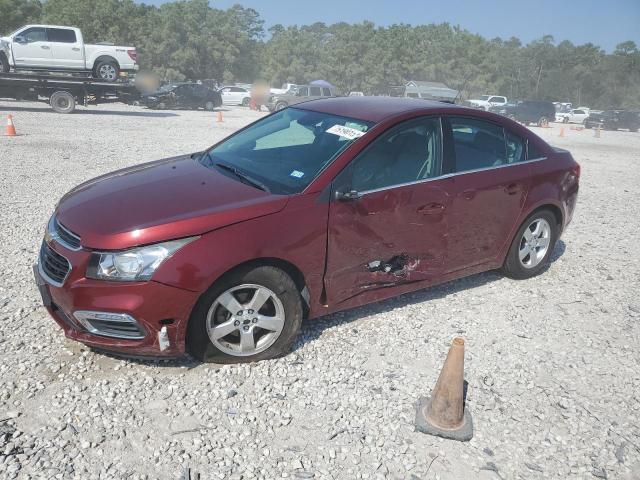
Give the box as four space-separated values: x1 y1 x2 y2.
0 72 140 113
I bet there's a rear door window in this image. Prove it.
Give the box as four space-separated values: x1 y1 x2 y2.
322 87 332 96
505 131 526 163
527 141 546 160
449 116 507 172
309 86 322 96
47 28 77 43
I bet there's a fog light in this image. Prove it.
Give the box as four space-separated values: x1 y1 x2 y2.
73 311 145 340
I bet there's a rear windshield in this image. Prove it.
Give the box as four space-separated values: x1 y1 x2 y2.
201 108 373 194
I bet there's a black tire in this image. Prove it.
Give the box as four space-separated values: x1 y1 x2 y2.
186 266 303 364
0 54 9 73
275 101 288 111
204 101 215 111
242 97 250 107
563 117 569 124
50 91 76 114
537 116 549 128
502 210 559 280
93 60 119 82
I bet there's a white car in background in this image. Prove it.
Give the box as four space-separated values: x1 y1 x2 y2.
348 91 364 96
219 85 251 106
468 95 507 110
556 108 590 124
0 25 137 81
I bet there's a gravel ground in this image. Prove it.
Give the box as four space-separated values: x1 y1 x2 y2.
1 101 639 480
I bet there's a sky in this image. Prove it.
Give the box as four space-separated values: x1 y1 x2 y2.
143 0 639 51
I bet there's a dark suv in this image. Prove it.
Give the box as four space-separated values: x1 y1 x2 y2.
491 100 556 127
585 110 640 132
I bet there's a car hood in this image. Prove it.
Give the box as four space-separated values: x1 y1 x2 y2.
56 154 288 250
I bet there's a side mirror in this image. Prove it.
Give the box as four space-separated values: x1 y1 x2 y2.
14 36 27 44
335 190 362 201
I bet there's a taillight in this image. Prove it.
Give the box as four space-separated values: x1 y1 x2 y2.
127 50 137 61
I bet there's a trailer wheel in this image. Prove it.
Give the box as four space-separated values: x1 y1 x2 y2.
50 91 76 114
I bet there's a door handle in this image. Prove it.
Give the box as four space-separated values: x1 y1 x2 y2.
418 202 445 215
72 47 80 51
41 45 50 50
505 183 520 195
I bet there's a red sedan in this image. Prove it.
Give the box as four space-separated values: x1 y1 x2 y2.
35 97 580 363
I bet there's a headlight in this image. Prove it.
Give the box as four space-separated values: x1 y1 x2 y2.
86 237 197 281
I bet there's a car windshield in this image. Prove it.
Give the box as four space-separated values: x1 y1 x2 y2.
200 108 373 195
159 84 177 92
479 95 490 101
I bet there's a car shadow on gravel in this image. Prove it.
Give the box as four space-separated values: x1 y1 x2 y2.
294 240 567 350
0 104 179 117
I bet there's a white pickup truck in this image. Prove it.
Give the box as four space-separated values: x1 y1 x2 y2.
0 25 138 82
468 95 508 111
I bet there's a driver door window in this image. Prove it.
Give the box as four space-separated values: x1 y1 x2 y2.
350 117 442 192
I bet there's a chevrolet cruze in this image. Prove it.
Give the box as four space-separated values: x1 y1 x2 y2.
35 97 579 363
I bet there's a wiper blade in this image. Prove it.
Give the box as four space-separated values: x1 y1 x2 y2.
214 162 270 193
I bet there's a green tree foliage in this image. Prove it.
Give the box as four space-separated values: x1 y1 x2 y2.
0 0 41 33
1 0 638 107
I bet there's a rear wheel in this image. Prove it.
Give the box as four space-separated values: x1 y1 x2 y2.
187 266 303 363
50 91 76 114
204 101 215 111
242 97 250 107
537 116 549 128
94 60 119 82
275 101 288 111
502 210 558 280
563 117 569 124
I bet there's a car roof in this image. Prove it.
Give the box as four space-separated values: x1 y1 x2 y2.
295 96 464 123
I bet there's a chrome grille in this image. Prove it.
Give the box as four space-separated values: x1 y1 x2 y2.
39 241 71 286
53 217 81 250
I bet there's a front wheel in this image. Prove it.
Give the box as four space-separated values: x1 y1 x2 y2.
204 101 215 111
275 101 288 111
94 60 119 82
537 116 549 128
0 54 9 73
502 211 558 279
187 266 303 363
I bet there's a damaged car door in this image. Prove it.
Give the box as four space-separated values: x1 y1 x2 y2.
325 116 451 305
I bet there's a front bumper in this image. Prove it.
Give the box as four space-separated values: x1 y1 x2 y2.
35 239 199 357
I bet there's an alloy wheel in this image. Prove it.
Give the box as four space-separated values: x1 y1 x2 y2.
99 64 117 81
206 284 285 356
518 218 551 268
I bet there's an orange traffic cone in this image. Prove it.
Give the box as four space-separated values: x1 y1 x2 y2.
559 127 565 138
415 337 473 441
5 115 17 136
216 111 223 123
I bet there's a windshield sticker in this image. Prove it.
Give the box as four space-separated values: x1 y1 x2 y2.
290 170 305 178
326 124 367 140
